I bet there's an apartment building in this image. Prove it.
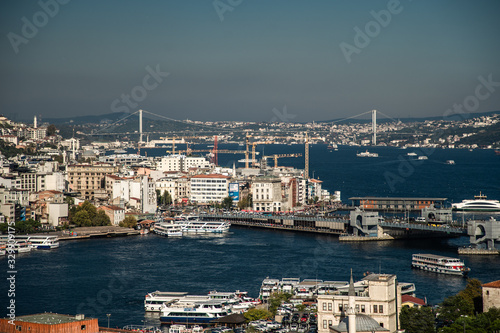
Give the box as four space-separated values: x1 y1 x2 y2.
100 205 125 225
252 177 283 212
157 155 211 173
66 163 118 201
189 174 230 204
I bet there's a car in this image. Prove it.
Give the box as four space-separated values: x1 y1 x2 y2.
291 314 300 323
290 324 298 332
300 314 309 323
298 324 307 333
267 321 281 330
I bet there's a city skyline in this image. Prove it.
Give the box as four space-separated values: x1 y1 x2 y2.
1 0 500 123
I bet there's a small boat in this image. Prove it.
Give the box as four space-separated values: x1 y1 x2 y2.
418 156 428 160
327 143 338 150
407 152 417 156
356 150 378 157
411 253 470 276
446 160 455 165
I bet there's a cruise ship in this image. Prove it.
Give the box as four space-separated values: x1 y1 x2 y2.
17 235 59 249
452 192 500 212
411 253 470 276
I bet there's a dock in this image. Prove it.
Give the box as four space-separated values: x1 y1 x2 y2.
57 226 140 241
458 247 499 255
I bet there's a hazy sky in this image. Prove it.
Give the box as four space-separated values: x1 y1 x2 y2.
1 0 499 123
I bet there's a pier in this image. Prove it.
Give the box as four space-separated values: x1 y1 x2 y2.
57 226 140 240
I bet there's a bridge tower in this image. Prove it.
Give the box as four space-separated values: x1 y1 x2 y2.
467 217 500 250
304 133 309 179
372 109 377 146
139 109 143 146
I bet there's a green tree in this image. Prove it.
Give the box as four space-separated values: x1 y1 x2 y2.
73 210 91 227
268 291 292 315
120 216 137 228
438 294 474 324
238 194 252 210
93 210 111 226
221 196 233 210
400 306 435 333
458 278 483 314
243 308 272 322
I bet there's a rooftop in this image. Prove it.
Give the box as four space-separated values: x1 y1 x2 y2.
14 313 91 325
483 280 500 288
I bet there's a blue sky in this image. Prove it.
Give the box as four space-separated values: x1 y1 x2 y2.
1 0 499 122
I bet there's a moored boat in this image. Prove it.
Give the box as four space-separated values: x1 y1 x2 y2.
411 253 470 276
159 299 231 324
155 222 183 237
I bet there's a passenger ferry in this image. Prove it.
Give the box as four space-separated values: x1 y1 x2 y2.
17 236 59 249
356 150 378 158
452 192 500 212
159 300 231 324
144 291 190 312
155 222 183 237
411 253 470 276
177 218 231 233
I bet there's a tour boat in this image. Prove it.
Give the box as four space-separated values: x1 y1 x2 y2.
411 253 470 276
17 236 59 249
155 222 183 237
159 300 231 324
144 291 190 312
177 218 231 233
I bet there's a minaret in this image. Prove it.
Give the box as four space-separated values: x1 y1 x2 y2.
347 269 356 333
34 115 37 129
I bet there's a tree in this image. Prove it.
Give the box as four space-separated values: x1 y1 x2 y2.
72 210 91 227
438 294 474 324
47 124 57 136
238 194 252 209
93 210 111 226
120 216 137 228
268 291 292 315
400 306 435 333
243 308 272 322
221 196 233 210
458 278 483 314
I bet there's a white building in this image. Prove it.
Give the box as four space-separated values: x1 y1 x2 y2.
252 177 283 212
111 175 156 213
317 273 401 333
47 203 69 227
189 174 230 204
157 155 212 173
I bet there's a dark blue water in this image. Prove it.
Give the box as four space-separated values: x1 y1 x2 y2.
2 146 499 328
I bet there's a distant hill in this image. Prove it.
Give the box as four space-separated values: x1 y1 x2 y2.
321 110 500 124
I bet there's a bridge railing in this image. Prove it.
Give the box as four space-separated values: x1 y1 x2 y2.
379 221 466 234
200 213 347 223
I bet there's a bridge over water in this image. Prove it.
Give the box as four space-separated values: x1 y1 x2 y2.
200 212 467 238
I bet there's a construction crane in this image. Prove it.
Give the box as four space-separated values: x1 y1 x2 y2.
263 153 303 168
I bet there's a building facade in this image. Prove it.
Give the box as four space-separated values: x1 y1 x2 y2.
189 174 230 204
66 163 118 201
252 177 283 212
317 274 401 333
482 280 500 312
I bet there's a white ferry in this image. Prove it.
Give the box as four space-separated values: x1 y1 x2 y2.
144 291 190 312
411 253 470 276
177 218 231 234
155 222 183 237
159 300 231 324
356 150 378 158
452 192 500 212
17 236 59 249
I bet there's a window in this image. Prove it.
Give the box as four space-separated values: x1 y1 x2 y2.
16 326 22 331
323 320 327 329
328 320 332 327
361 305 365 313
356 304 359 312
373 305 378 313
379 305 383 313
328 303 332 311
322 302 326 311
81 325 87 330
338 304 343 312
380 323 384 328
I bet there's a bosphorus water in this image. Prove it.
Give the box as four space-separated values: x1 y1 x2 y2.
1 145 499 328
